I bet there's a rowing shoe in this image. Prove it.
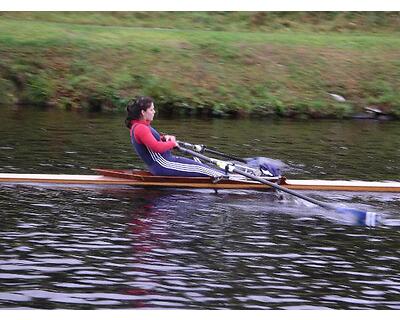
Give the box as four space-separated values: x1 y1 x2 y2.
177 145 379 227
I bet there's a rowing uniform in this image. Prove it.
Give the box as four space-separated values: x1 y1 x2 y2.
129 120 223 177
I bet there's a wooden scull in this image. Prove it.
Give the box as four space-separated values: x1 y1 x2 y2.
0 169 399 192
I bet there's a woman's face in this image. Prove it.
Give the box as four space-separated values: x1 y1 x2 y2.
141 103 156 121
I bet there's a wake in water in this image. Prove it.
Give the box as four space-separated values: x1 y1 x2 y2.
2 183 400 227
216 189 400 227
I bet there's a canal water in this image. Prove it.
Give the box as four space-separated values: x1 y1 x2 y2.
0 106 399 309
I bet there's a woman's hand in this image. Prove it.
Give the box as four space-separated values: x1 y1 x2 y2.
162 135 178 147
163 135 176 143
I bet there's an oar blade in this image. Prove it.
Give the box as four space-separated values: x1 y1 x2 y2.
335 208 379 227
244 157 286 177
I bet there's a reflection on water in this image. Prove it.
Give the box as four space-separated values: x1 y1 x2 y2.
1 185 399 309
0 107 400 309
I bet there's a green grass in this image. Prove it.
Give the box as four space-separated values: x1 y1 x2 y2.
1 12 399 33
0 13 399 118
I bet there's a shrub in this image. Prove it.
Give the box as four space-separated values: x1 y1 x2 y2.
21 73 55 106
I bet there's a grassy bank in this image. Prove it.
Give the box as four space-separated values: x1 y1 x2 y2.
0 13 399 118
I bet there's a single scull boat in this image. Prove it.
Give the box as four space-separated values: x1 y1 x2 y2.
2 141 396 227
0 168 399 192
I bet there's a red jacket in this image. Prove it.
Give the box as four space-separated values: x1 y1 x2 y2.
130 120 175 153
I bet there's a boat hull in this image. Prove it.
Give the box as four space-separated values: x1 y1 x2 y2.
0 169 399 192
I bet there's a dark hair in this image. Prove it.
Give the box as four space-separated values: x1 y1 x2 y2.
125 96 154 128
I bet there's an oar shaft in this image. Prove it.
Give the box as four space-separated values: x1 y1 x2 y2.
177 141 246 163
203 148 246 163
231 166 332 209
177 145 331 210
178 145 379 227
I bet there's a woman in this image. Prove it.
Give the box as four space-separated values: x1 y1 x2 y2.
125 96 223 177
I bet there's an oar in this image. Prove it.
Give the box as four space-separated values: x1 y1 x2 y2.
177 145 379 227
177 141 246 163
177 140 285 177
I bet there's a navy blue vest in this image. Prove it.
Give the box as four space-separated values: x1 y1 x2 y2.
130 124 172 166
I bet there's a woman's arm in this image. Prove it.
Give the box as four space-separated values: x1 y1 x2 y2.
134 124 176 153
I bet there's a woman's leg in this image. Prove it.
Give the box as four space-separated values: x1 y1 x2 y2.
149 155 224 177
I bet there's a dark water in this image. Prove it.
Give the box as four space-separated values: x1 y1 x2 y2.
0 106 399 309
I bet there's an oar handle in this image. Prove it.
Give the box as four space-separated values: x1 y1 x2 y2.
176 141 202 150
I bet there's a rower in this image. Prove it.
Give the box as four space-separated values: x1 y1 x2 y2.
125 96 224 177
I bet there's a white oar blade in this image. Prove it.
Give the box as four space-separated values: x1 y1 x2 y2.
335 208 379 227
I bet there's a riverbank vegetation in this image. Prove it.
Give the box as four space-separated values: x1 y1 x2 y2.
0 12 399 118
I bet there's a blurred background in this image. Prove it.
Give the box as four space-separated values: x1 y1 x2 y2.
0 12 399 118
